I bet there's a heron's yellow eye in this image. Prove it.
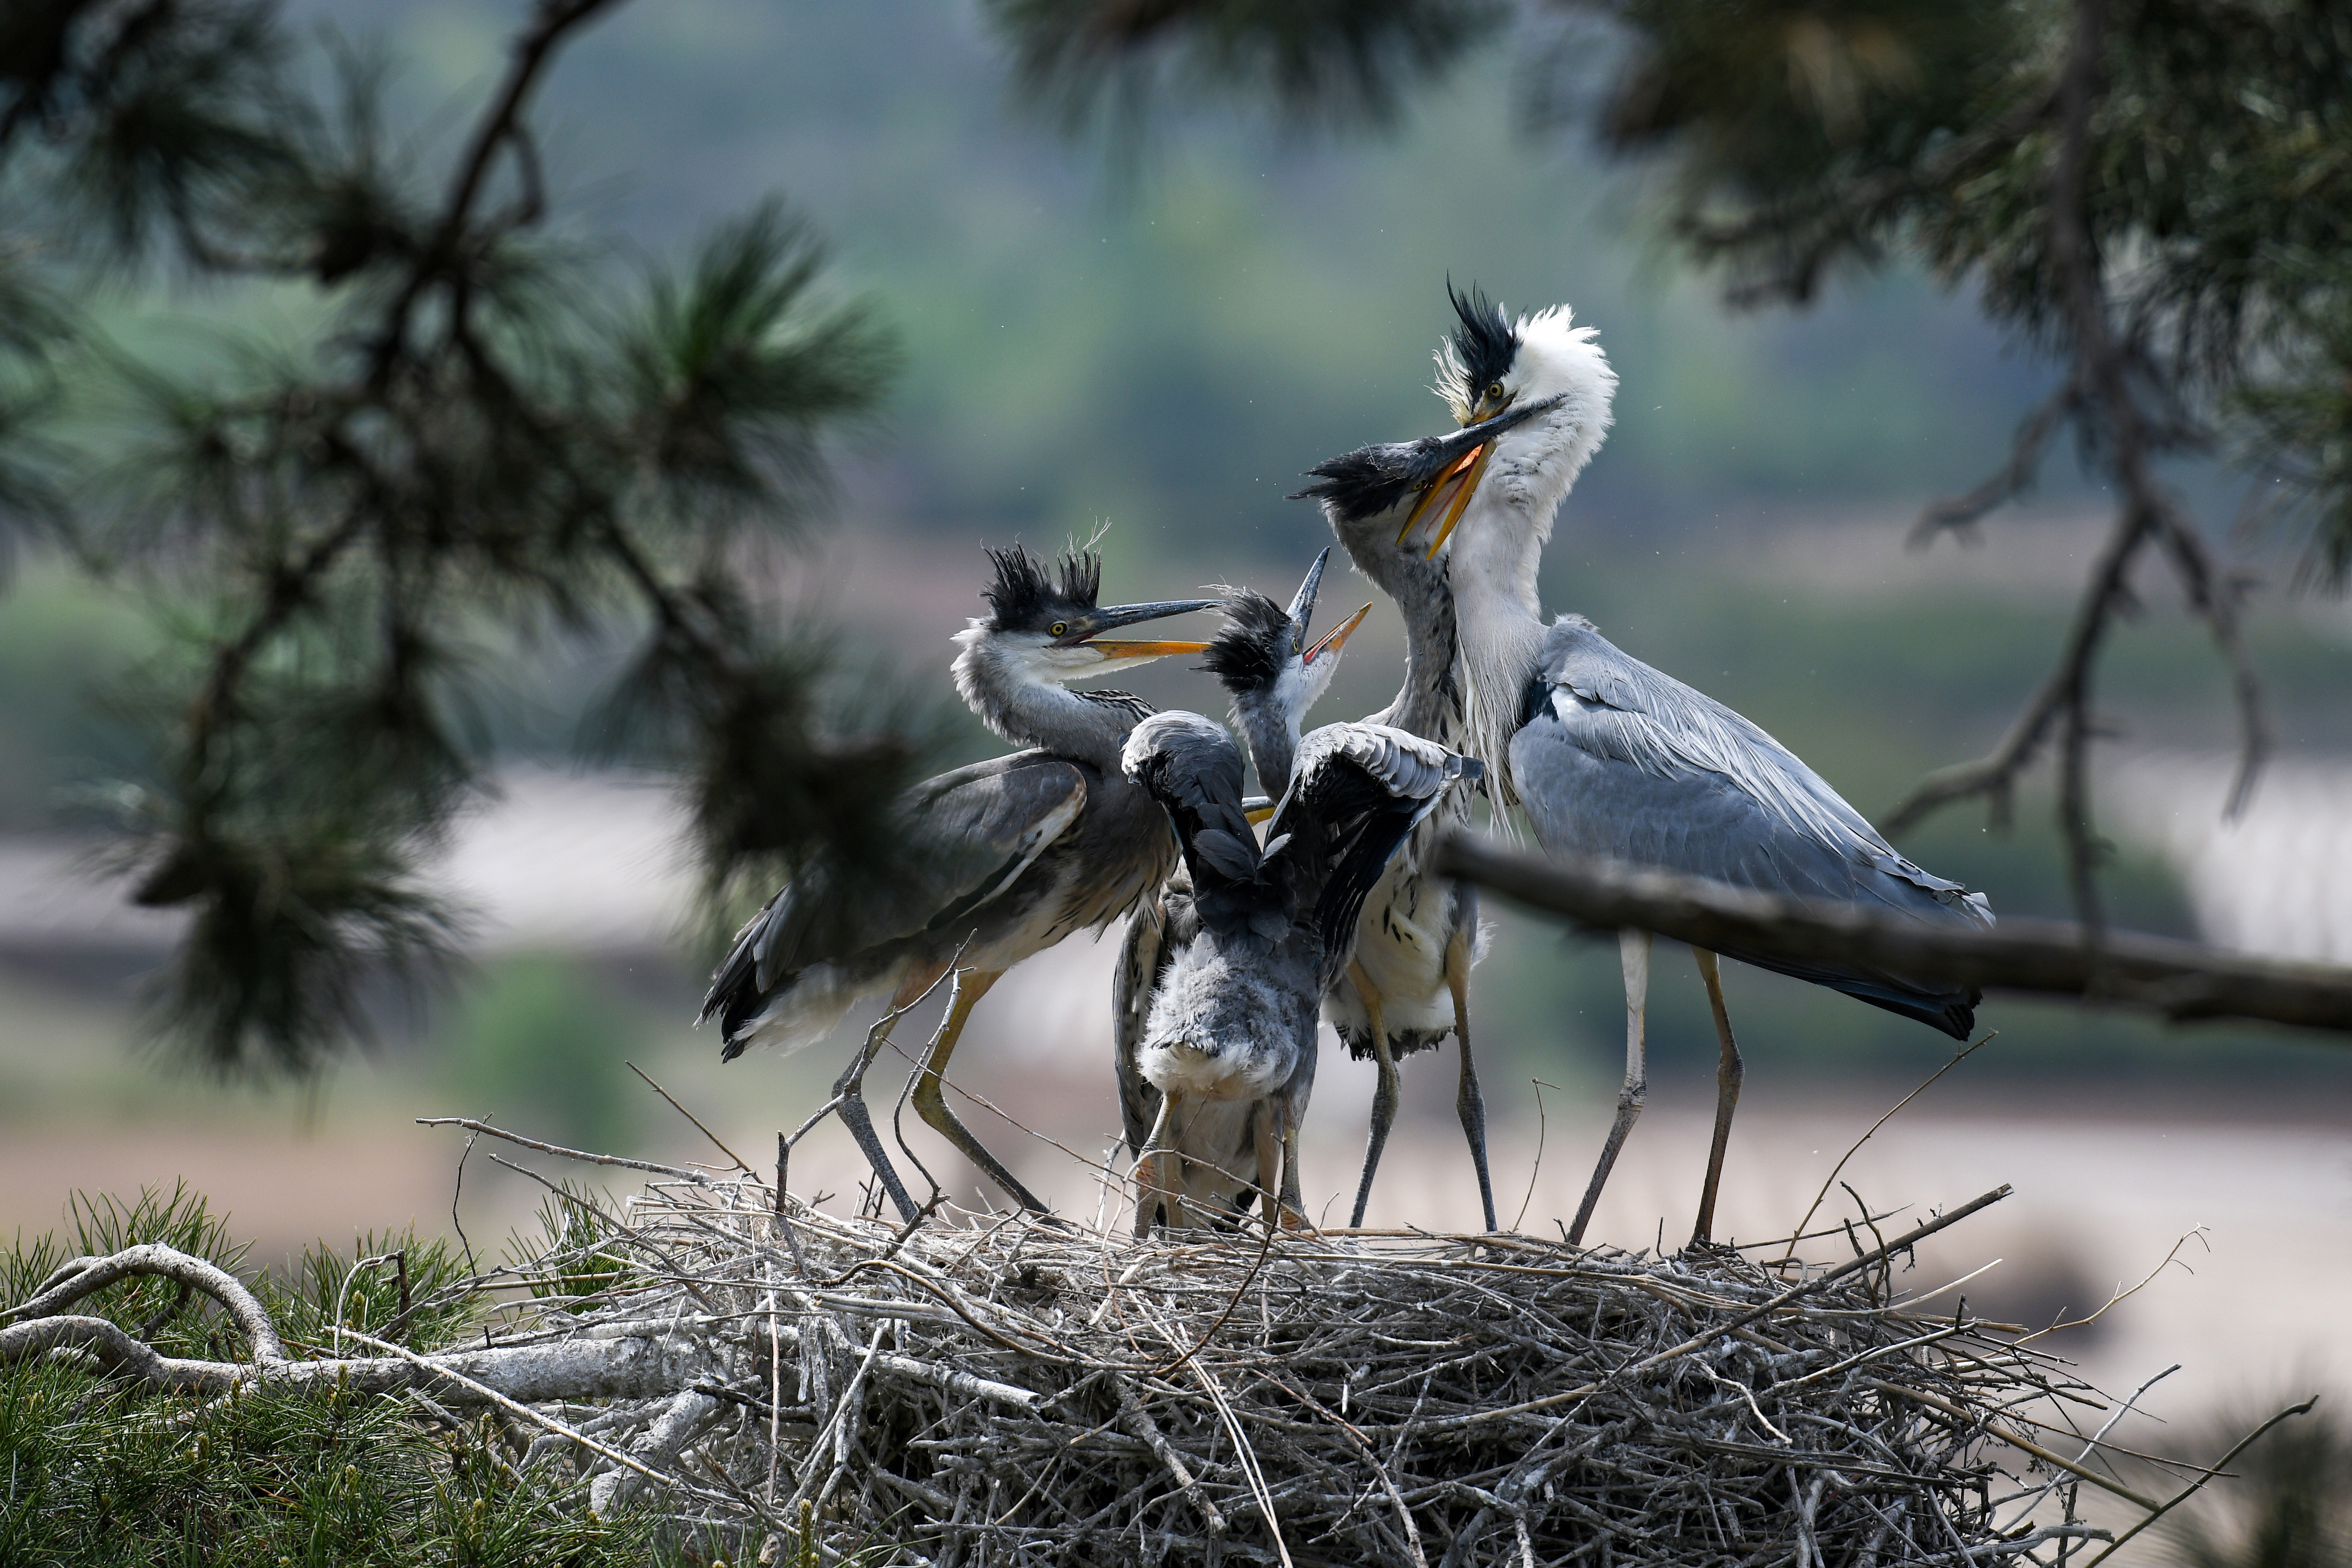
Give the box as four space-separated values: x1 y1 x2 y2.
1050 621 1068 638
1485 381 1505 401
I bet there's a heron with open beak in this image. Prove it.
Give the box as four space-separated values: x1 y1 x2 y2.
1304 286 1992 1247
702 547 1215 1220
1113 550 1371 1227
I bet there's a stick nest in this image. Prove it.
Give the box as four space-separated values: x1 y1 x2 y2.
548 1178 2109 1567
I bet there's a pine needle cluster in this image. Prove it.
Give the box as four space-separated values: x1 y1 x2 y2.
0 2 927 1076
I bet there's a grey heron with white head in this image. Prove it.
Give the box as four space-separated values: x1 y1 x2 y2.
701 547 1215 1220
1122 697 1480 1234
1303 286 1994 1246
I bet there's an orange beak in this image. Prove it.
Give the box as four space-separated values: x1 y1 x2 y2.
1396 442 1485 549
1422 439 1497 560
1084 639 1211 659
1303 602 1372 666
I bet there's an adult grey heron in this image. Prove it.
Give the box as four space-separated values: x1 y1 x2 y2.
1303 286 1993 1245
1113 553 1369 1227
1122 706 1480 1233
700 547 1215 1220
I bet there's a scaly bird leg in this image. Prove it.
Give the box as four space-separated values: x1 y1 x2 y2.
1690 948 1744 1247
1568 928 1650 1246
1278 1099 1309 1232
1254 1100 1282 1232
1446 897 1498 1233
832 963 944 1223
1346 961 1398 1229
909 968 1052 1215
1135 1092 1179 1238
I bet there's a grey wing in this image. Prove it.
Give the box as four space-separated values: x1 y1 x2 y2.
701 753 1087 1029
1515 618 1990 1039
1112 872 1183 1157
1525 617 1993 924
1273 722 1482 970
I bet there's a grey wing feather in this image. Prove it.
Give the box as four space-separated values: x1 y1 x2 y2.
706 753 1087 1015
1514 616 1991 1038
1524 616 1992 924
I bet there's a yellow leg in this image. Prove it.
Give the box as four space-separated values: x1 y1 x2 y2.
909 968 1052 1214
1134 1092 1179 1238
1690 949 1744 1247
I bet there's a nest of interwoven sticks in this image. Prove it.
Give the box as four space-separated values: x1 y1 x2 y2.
500 1171 2129 1568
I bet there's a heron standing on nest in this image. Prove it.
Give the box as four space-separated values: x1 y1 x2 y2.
1114 552 1370 1227
701 547 1214 1220
1306 287 1993 1246
1123 703 1479 1234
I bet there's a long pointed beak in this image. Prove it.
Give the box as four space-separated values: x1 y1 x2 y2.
1391 391 1566 555
1285 546 1331 626
1302 601 1371 666
1424 442 1496 560
1070 596 1218 662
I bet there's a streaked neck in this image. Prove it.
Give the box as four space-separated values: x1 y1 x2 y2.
952 635 1134 767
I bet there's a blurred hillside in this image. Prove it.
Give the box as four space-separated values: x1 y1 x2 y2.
6 0 2351 1091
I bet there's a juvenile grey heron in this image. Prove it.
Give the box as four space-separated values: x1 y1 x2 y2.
1304 287 1993 1246
1113 554 1369 1228
701 547 1215 1220
1123 707 1480 1232
1295 393 1566 1232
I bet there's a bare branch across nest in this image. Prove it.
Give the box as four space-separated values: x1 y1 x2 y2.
7 1165 2254 1567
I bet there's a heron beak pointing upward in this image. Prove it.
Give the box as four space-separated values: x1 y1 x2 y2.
1285 546 1331 630
1304 602 1371 666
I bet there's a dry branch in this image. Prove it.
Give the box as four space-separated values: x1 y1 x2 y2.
1436 835 2352 1035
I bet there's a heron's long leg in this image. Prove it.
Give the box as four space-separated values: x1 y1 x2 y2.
1254 1100 1282 1232
1134 1092 1178 1238
1278 1100 1308 1232
1568 928 1650 1246
1690 948 1744 1247
832 963 944 1223
1347 960 1398 1228
1446 903 1499 1233
908 967 1051 1215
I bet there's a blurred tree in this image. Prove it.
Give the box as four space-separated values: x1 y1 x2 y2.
2167 1402 2351 1568
443 956 637 1152
0 1 925 1076
991 0 2352 924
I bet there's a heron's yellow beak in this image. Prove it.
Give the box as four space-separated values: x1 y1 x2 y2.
1085 639 1210 658
1395 440 1495 559
1302 602 1372 666
1245 802 1278 826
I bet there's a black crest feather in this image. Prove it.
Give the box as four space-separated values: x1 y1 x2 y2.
1200 590 1291 695
1441 280 1517 411
981 545 1102 629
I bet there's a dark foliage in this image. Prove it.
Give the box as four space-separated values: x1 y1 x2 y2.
991 0 2352 924
0 2 927 1074
988 0 1507 138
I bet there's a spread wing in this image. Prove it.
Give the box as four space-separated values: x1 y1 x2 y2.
1513 614 1992 1037
700 752 1088 1026
1268 722 1481 974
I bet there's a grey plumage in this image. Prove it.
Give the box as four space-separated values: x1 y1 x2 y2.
1123 708 1479 1230
700 546 1215 1220
1514 614 1992 1036
1293 429 1508 1230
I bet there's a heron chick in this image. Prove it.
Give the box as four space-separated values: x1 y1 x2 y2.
1113 552 1369 1227
701 547 1215 1220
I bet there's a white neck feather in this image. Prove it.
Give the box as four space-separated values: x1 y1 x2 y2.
1443 304 1616 809
951 625 1130 766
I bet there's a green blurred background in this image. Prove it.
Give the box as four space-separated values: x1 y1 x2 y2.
4 0 2351 1234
